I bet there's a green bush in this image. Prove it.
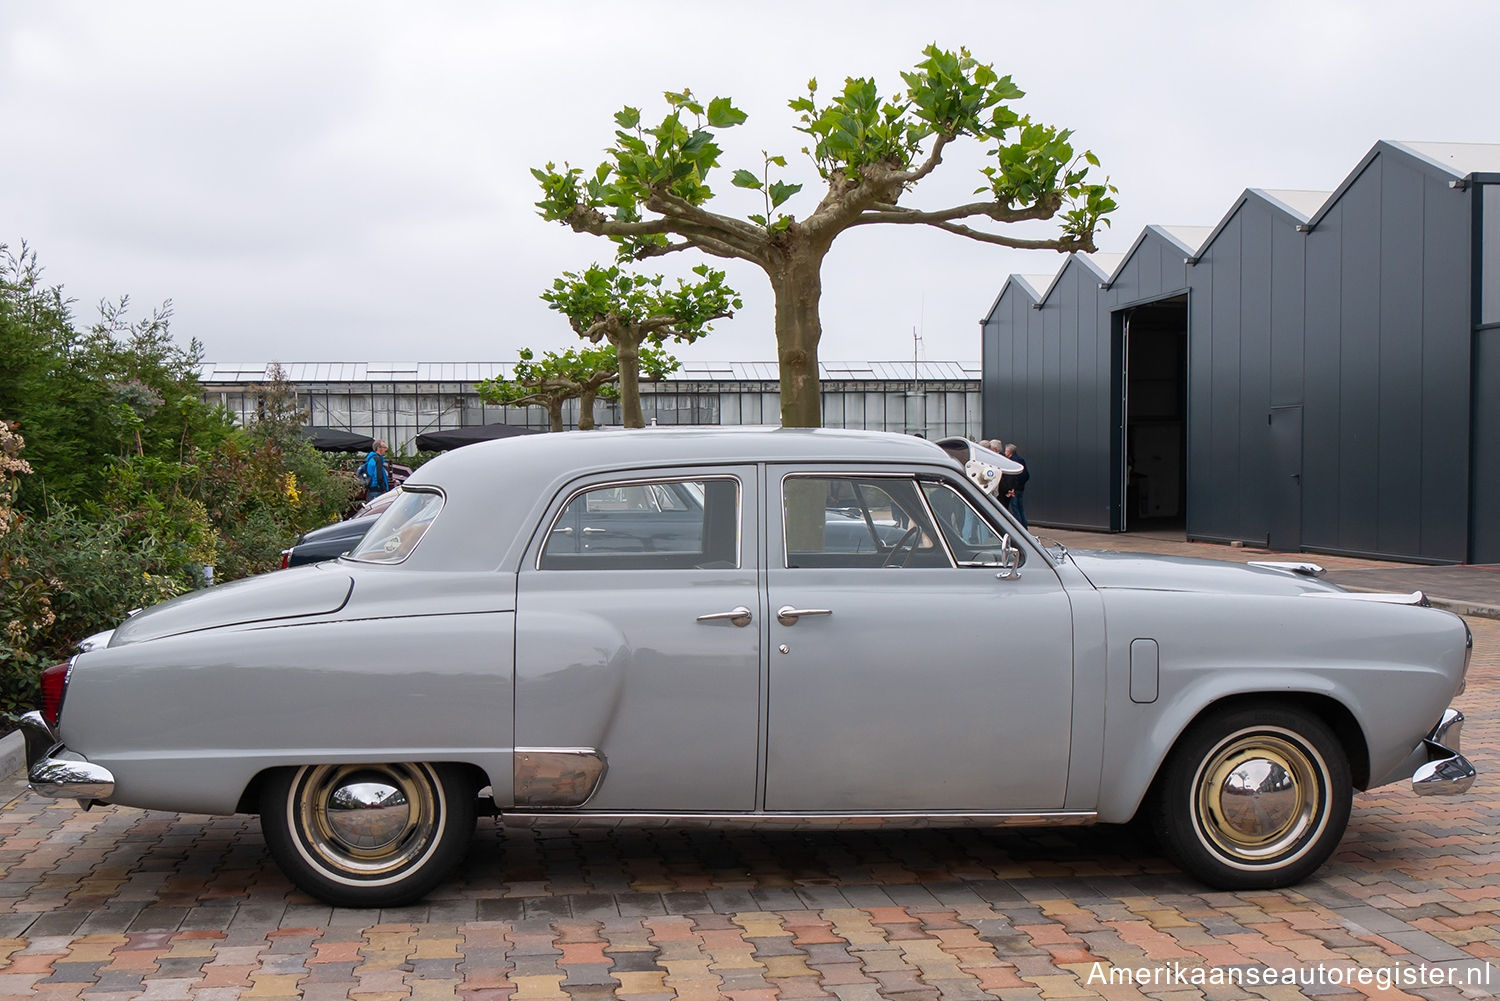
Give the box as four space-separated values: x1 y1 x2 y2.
1 506 190 716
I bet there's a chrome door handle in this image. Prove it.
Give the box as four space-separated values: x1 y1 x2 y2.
777 605 832 626
696 606 753 627
550 526 573 535
582 527 607 535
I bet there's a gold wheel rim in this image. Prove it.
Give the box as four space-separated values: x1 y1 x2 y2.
1193 728 1328 866
294 763 441 881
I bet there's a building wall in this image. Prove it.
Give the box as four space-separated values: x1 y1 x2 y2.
205 377 983 454
982 145 1484 563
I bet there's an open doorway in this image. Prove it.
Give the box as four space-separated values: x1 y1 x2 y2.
1116 295 1188 532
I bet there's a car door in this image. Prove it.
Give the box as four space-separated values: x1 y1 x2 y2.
763 466 1075 813
514 466 761 812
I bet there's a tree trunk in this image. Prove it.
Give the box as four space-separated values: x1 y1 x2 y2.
770 261 824 428
617 338 644 429
546 400 564 432
578 389 597 431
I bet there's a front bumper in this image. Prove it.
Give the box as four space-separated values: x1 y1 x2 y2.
17 711 115 805
1411 708 1476 797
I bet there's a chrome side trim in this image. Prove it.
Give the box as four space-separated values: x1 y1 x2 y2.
499 810 1098 831
1248 561 1326 577
513 748 608 808
1302 590 1430 606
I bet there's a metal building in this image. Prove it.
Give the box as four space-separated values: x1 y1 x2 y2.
199 360 982 452
983 140 1500 564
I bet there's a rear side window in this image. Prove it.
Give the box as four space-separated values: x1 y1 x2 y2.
540 477 739 571
348 488 444 564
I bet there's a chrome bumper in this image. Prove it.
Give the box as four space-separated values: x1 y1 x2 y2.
17 711 115 804
1411 708 1476 797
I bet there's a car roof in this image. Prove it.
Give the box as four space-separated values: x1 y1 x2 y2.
387 427 963 574
406 426 949 486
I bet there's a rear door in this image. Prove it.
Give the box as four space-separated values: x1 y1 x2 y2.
514 466 761 812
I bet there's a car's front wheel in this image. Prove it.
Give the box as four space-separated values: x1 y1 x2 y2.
260 762 475 907
1150 705 1352 889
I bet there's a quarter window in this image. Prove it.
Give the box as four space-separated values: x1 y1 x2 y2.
539 477 739 571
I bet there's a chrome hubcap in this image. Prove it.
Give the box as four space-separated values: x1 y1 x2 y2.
294 764 440 879
1195 730 1326 864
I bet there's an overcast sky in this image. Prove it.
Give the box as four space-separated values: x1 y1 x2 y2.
3 1 1496 368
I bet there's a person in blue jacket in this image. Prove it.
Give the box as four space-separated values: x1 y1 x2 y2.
362 440 390 500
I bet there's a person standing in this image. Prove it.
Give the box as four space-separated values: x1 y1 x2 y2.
362 440 390 501
1004 442 1030 528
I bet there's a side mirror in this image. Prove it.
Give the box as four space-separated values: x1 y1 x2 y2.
995 534 1022 580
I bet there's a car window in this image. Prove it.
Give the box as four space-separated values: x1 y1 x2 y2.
782 475 951 569
539 477 740 571
919 481 1023 567
348 488 444 564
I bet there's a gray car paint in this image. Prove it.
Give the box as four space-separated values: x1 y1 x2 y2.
50 427 1470 827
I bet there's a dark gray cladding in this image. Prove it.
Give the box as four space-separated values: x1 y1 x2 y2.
982 140 1497 564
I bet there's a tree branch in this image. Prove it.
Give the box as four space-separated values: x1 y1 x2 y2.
851 195 1062 227
648 190 769 248
884 216 1094 251
890 132 951 186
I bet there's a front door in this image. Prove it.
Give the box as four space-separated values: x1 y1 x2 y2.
514 467 761 811
763 467 1075 813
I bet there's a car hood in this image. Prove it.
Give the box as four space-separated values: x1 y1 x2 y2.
109 566 354 647
1066 549 1345 597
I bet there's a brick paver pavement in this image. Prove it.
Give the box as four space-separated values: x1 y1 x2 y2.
1 618 1494 1000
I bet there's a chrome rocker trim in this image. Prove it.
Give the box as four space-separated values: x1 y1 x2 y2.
18 710 116 805
1412 708 1475 797
500 810 1098 831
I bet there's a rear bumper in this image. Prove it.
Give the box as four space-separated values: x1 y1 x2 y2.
17 711 115 804
1411 708 1475 797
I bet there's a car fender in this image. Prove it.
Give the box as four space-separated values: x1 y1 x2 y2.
1090 589 1466 823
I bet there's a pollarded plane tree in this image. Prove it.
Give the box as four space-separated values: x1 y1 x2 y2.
535 45 1115 427
476 344 679 432
542 264 740 429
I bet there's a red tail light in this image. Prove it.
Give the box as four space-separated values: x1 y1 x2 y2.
280 549 291 570
41 660 71 728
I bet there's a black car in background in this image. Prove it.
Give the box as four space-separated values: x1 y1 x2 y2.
279 489 399 568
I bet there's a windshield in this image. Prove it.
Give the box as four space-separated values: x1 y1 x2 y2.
348 488 444 564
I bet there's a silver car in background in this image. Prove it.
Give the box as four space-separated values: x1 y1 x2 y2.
20 428 1474 906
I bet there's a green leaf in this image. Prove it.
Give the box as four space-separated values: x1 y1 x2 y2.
707 97 747 128
767 180 802 209
614 106 640 130
1085 150 1100 167
731 169 762 189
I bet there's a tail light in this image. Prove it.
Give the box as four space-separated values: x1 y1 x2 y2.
41 660 71 728
280 549 291 570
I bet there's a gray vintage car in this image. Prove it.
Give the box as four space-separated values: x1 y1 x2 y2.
19 428 1475 906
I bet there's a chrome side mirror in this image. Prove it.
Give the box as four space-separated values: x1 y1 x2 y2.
995 534 1021 580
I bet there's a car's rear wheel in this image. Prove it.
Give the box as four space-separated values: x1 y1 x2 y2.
1150 705 1351 889
260 762 475 907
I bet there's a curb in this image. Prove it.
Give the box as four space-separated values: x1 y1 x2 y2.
0 729 23 782
1428 597 1500 621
